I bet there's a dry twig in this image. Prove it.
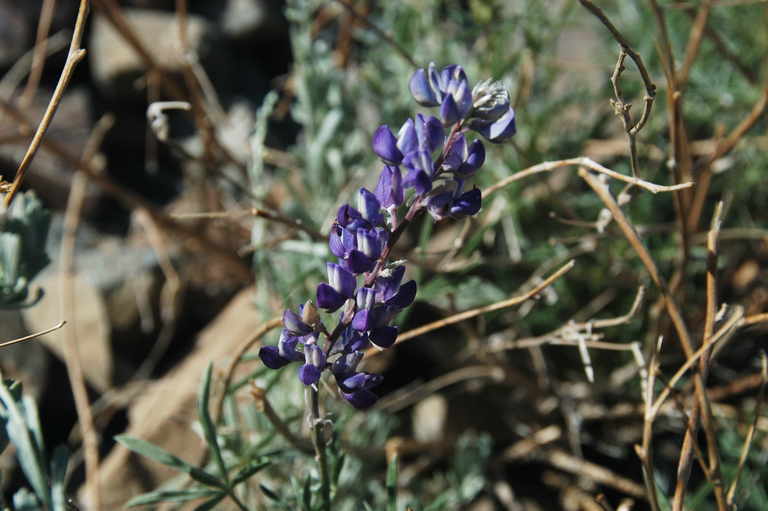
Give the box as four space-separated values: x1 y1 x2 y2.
4 0 90 206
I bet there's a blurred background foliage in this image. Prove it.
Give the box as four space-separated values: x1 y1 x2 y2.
0 0 767 509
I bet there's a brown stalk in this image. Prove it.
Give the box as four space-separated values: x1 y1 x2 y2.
0 321 66 349
332 0 418 68
214 317 283 422
365 260 575 359
725 353 768 505
579 169 729 509
4 0 90 206
677 1 712 89
687 85 768 233
18 0 58 108
482 157 692 198
58 113 114 511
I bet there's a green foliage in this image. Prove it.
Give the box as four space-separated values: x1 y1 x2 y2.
0 191 50 308
0 376 70 510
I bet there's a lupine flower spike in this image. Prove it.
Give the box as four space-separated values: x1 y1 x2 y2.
259 63 516 408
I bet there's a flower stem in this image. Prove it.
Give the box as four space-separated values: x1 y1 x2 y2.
309 386 332 511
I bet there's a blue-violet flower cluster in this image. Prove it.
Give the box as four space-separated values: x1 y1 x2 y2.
259 63 516 408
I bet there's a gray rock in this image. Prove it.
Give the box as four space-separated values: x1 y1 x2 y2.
221 0 283 42
89 8 212 96
0 1 29 67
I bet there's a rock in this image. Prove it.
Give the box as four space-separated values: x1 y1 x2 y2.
0 87 103 216
21 271 113 393
89 8 212 97
90 287 266 508
412 394 448 444
220 0 283 42
0 1 28 67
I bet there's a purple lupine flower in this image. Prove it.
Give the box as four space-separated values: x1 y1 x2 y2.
317 263 356 312
299 342 326 386
372 125 404 164
476 106 516 143
375 166 404 208
410 63 473 124
259 62 516 409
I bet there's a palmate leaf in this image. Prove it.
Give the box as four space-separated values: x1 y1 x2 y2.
127 488 224 507
115 435 225 489
198 364 228 483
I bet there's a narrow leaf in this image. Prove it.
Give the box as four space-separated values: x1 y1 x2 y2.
127 489 223 507
50 445 69 511
386 454 399 511
231 460 271 487
198 364 228 483
192 493 227 511
115 435 225 489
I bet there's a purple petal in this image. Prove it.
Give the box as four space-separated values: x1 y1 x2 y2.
386 280 417 309
416 114 445 153
352 309 371 331
341 389 379 409
442 134 466 171
337 205 362 227
316 283 346 312
299 364 321 385
374 166 404 208
342 372 383 391
372 125 404 164
329 228 346 258
426 190 454 221
476 107 516 143
450 188 482 216
259 346 291 369
462 139 485 173
396 118 418 155
370 326 398 348
374 265 405 302
409 68 439 106
357 188 383 225
355 286 376 310
327 263 356 298
283 309 312 335
358 229 382 260
440 94 460 125
403 168 432 195
347 250 375 274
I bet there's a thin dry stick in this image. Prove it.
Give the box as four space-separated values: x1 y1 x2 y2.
5 0 90 206
60 179 101 507
0 30 69 101
687 85 768 233
251 386 313 454
743 312 768 326
214 317 283 422
0 97 252 280
537 448 647 499
18 0 58 108
580 169 729 509
636 336 663 511
677 0 712 89
577 0 657 100
332 0 418 68
0 321 66 349
483 157 692 198
172 208 325 241
672 202 727 510
726 353 768 505
365 260 575 358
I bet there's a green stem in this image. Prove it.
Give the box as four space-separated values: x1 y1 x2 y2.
228 489 249 511
309 387 332 511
